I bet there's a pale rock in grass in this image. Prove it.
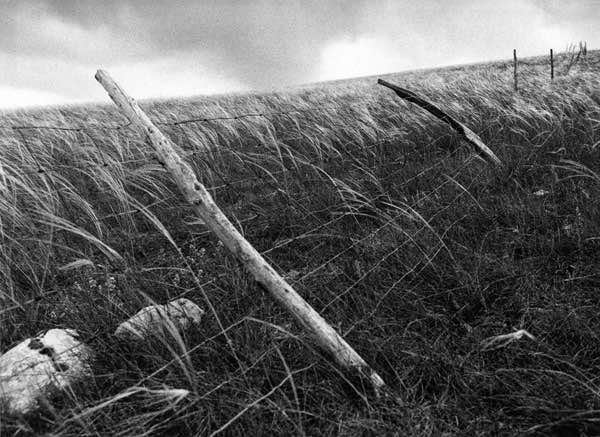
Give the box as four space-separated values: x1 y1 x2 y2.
0 329 93 415
481 329 536 350
114 298 204 341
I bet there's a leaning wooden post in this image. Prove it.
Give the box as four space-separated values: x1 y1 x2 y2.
377 79 502 167
513 49 518 91
95 70 386 395
550 49 554 81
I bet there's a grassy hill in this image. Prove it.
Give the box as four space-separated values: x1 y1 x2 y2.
1 49 600 435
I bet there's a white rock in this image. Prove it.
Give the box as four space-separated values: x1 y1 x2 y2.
114 298 204 341
481 329 536 350
0 329 93 415
533 189 549 196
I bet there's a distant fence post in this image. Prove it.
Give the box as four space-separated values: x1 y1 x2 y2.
513 49 518 91
95 69 387 396
550 49 554 81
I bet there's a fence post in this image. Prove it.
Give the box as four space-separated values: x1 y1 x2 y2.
377 79 502 167
95 70 387 396
513 49 518 91
550 48 554 81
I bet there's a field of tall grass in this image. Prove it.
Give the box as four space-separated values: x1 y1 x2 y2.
1 49 600 435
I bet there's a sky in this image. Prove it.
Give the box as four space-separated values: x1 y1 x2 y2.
0 0 598 109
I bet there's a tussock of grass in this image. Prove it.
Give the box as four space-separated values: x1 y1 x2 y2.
1 50 600 435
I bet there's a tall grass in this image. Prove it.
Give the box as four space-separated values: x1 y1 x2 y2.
1 50 600 435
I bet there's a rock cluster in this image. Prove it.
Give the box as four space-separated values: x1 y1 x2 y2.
1 298 203 415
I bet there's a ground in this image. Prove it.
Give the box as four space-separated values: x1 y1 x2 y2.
1 49 600 435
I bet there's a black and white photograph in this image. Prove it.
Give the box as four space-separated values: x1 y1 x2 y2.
0 1 599 435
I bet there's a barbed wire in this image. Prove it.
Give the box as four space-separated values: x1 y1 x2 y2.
0 102 474 318
0 106 381 176
2 129 407 180
0 107 324 133
156 108 317 126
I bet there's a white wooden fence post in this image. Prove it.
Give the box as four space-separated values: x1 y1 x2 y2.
95 70 386 395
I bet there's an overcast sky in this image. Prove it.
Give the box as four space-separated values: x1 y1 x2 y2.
0 0 598 108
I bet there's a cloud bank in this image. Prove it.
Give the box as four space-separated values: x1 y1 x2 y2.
0 0 598 108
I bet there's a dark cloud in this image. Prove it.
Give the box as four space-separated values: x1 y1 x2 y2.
1 0 367 87
132 0 366 87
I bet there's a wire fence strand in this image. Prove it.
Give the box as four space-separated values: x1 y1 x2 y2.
0 104 477 323
0 107 321 132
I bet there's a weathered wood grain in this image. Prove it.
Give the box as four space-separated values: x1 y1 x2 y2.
95 69 386 395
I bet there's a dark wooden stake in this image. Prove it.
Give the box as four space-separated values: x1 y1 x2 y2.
513 49 518 91
550 49 554 81
377 79 501 167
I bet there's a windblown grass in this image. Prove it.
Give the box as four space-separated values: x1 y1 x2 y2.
1 49 600 435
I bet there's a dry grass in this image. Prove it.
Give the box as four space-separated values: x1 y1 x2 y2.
1 49 600 435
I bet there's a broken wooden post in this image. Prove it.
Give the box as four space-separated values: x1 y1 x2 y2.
95 70 386 395
377 79 501 167
513 49 518 91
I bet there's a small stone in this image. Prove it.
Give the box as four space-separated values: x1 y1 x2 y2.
533 189 549 196
481 329 536 350
114 298 204 341
0 329 93 415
